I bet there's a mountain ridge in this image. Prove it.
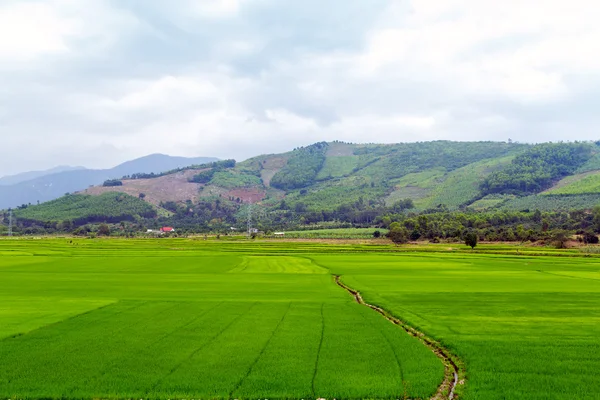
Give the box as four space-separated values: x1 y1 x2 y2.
0 154 218 209
10 140 600 232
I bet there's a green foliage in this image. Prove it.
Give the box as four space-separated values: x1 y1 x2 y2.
464 231 478 249
388 222 409 244
277 228 389 239
501 194 600 212
189 169 215 184
188 160 241 185
543 171 600 195
14 193 156 225
270 142 328 190
417 157 514 209
129 159 236 180
97 223 110 236
102 179 123 187
482 143 593 195
209 171 262 189
356 141 520 181
575 152 600 173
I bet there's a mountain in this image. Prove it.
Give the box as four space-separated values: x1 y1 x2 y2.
0 154 218 209
0 166 85 186
13 140 600 229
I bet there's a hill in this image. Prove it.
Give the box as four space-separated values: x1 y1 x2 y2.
0 154 218 209
9 140 600 233
0 166 85 186
15 192 156 227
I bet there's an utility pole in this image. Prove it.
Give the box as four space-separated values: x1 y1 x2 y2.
8 209 13 237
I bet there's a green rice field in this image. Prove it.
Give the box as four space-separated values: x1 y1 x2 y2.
1 239 599 399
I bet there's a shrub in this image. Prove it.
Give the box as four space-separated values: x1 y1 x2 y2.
464 231 478 249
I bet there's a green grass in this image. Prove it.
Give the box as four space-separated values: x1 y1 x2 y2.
2 238 600 399
285 176 387 211
316 156 360 180
501 193 600 211
280 228 388 239
210 171 263 189
0 239 442 400
314 252 600 400
543 171 600 195
416 156 513 209
467 194 515 211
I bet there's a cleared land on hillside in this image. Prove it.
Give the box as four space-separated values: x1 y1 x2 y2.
82 169 204 205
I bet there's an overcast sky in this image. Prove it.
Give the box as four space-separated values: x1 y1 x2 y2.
1 0 599 176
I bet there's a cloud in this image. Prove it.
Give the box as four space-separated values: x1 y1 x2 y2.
1 0 600 176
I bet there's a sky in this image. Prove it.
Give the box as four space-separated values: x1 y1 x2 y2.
1 0 600 176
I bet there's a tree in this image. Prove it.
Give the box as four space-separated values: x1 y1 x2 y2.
139 193 146 199
373 230 381 238
583 231 599 244
98 224 111 236
464 231 478 249
388 222 409 245
551 230 569 249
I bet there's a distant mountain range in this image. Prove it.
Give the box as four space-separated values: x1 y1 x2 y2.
0 166 86 186
12 140 600 227
0 154 218 209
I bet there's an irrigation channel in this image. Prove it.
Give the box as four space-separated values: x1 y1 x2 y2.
334 275 464 400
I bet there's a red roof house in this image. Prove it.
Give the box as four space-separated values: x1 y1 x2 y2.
160 227 175 233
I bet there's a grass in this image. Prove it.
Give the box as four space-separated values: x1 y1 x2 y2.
2 238 600 399
467 194 515 211
314 252 600 400
501 193 600 211
416 156 513 209
316 156 360 180
277 228 388 239
0 238 442 400
543 171 600 195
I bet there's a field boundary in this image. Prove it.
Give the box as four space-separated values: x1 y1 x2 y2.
334 276 465 400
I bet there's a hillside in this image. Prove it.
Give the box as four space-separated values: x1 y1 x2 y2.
0 154 218 209
14 192 156 226
9 140 600 230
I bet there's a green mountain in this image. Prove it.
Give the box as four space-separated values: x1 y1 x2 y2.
10 140 600 230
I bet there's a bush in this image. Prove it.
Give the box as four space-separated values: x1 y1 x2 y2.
388 223 409 244
103 179 123 187
583 231 599 244
464 231 478 249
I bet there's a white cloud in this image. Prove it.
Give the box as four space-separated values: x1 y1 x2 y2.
0 2 76 60
2 0 600 176
358 0 600 103
190 0 245 17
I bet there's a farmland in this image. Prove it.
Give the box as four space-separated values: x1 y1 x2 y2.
1 239 599 399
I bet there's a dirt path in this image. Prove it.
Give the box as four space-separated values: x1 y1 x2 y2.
334 275 465 400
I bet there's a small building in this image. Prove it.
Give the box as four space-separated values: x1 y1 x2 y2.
274 232 285 236
160 227 175 233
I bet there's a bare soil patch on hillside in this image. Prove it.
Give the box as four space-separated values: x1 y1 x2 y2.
326 142 355 157
260 157 288 187
82 169 205 206
226 188 266 203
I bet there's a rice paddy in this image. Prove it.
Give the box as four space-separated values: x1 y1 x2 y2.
1 239 599 399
